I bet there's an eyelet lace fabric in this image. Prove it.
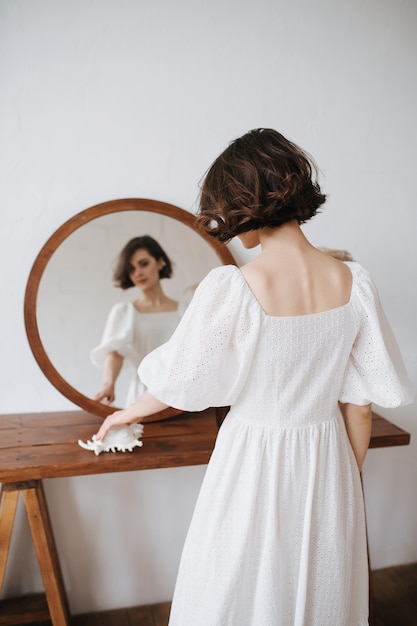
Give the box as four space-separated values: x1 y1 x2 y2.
90 302 183 406
139 263 415 626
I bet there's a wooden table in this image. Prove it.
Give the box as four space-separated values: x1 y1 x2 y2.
0 409 410 625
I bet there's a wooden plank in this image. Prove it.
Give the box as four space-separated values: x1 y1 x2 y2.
372 563 417 625
0 487 19 593
0 434 217 482
127 604 161 625
71 605 151 626
0 409 210 433
0 593 50 625
0 412 218 482
0 411 100 431
369 412 410 448
93 607 130 626
0 410 212 448
22 482 71 626
2 481 38 491
152 601 172 626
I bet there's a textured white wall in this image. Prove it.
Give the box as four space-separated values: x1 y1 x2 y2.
1 0 416 614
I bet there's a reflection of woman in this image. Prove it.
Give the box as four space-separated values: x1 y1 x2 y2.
91 236 185 407
95 129 415 624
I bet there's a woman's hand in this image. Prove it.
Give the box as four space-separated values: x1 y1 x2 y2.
93 352 124 405
93 382 116 405
94 391 169 442
94 408 135 441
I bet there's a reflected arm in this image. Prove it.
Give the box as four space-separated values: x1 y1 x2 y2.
93 351 124 405
339 402 372 471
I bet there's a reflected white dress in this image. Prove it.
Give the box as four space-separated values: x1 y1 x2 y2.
91 302 185 406
139 263 415 626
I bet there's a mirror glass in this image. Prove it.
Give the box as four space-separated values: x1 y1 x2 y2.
25 199 235 419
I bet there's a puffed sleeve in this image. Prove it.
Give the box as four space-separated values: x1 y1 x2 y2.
138 266 262 411
339 263 416 407
90 302 139 367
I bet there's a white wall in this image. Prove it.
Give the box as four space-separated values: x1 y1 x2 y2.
1 0 416 614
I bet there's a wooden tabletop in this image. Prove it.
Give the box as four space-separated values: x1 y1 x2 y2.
0 409 410 484
369 412 410 448
0 409 219 483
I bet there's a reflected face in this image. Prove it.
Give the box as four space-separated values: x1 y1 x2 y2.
127 248 164 291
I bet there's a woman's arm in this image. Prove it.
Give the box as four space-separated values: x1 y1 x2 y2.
93 351 124 405
94 391 169 441
339 402 372 471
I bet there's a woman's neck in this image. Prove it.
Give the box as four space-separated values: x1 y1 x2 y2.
134 284 178 313
258 221 312 255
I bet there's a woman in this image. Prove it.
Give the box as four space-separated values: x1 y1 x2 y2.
91 235 185 407
94 129 415 624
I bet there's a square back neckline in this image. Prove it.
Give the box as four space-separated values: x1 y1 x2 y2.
231 264 355 320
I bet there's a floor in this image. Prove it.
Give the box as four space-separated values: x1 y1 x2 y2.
2 562 416 625
372 562 417 626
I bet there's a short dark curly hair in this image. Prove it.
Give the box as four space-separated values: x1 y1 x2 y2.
113 235 173 289
197 128 326 242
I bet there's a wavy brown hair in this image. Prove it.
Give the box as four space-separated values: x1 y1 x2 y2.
113 236 173 289
197 128 326 242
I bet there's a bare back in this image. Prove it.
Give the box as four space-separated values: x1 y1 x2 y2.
239 223 353 318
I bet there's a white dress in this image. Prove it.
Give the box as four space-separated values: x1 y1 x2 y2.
138 263 415 626
91 302 185 406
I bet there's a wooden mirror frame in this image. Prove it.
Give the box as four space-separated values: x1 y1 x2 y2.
24 198 236 420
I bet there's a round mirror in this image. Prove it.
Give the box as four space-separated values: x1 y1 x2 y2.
24 198 236 420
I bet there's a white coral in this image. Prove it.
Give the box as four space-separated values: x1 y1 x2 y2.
78 423 144 456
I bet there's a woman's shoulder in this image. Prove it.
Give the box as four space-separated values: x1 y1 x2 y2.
108 300 134 312
191 265 263 319
343 261 380 311
106 301 135 321
343 260 370 275
195 264 240 291
343 261 373 290
198 264 250 297
206 263 240 279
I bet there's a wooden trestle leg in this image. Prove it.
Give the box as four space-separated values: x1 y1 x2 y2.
0 485 19 593
0 481 71 626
